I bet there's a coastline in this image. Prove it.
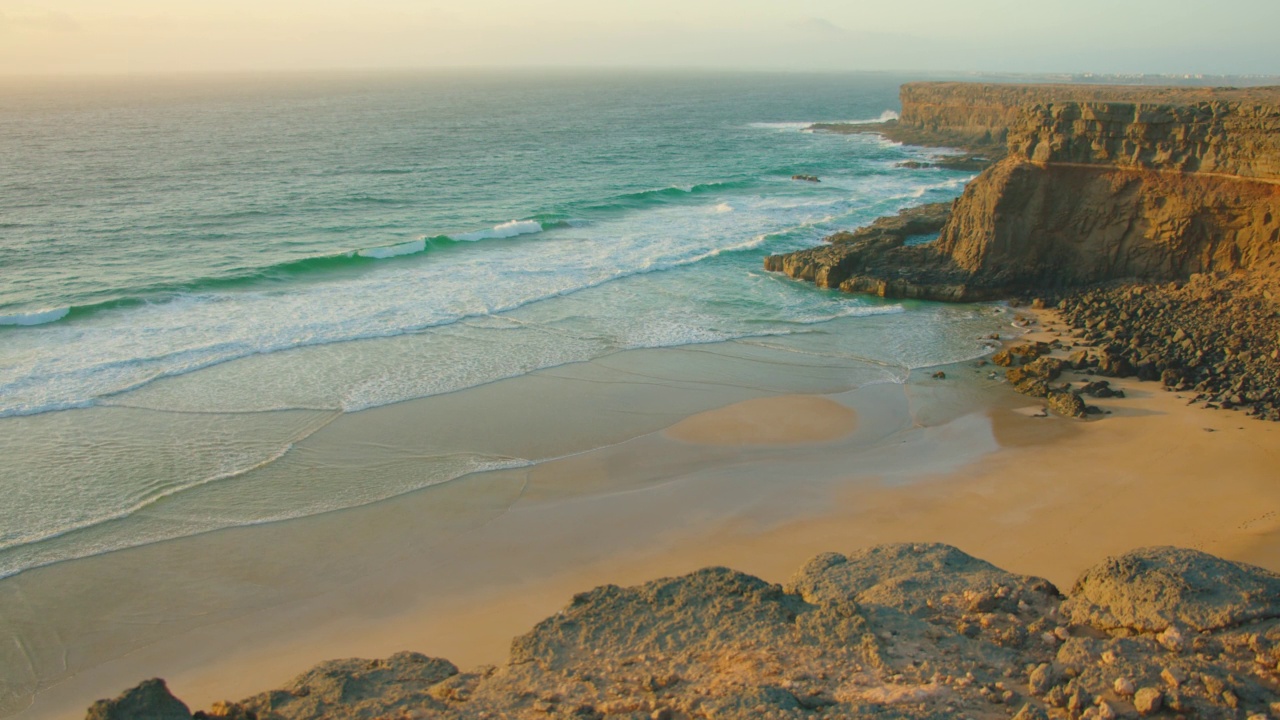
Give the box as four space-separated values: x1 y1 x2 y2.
15 77 1280 718
20 306 1280 718
5 317 1008 719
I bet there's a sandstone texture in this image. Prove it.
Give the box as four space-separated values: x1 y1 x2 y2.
775 82 1280 302
897 82 1280 156
92 544 1280 720
85 678 190 720
775 81 1280 419
935 159 1280 291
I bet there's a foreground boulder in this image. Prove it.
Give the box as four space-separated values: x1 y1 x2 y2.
85 679 190 720
227 652 459 720
761 202 978 300
91 544 1280 719
1063 546 1280 633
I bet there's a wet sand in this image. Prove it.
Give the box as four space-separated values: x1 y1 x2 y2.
664 394 858 446
8 311 1280 718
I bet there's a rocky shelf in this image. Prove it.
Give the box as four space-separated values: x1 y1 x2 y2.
88 544 1280 719
778 82 1280 303
771 81 1280 420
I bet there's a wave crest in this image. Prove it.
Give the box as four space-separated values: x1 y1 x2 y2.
357 239 427 259
452 219 543 242
0 307 71 327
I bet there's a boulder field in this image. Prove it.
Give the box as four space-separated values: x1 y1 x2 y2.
88 544 1280 719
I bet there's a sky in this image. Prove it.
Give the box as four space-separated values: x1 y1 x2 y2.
2 0 1278 77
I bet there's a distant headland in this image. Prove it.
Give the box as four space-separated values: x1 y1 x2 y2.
771 81 1280 421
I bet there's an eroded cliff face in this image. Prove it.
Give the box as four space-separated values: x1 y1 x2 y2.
1009 99 1280 178
769 82 1280 298
896 82 1280 161
938 95 1280 289
936 160 1280 288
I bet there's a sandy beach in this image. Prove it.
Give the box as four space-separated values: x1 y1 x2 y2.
7 307 1279 718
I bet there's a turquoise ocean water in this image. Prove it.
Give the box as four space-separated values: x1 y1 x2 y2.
0 71 998 579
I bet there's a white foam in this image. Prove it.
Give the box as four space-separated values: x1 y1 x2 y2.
752 111 899 133
357 239 426 259
713 202 734 213
746 121 814 131
0 306 71 326
453 219 543 242
844 109 900 125
0 176 977 420
786 304 905 325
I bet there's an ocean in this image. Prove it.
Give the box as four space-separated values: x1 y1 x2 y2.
0 71 1004 582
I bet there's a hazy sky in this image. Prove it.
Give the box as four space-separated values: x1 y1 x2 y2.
2 0 1278 77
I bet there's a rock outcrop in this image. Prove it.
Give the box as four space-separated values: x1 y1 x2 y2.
936 141 1280 292
1063 547 1280 634
85 679 190 720
896 82 1280 155
92 544 1280 720
772 82 1280 300
774 83 1280 417
232 652 459 720
761 202 976 299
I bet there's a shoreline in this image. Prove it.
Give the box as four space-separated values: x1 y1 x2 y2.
6 77 1273 719
4 320 1011 719
24 310 1280 718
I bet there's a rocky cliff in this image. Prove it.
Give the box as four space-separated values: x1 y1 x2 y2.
89 544 1280 720
894 82 1280 155
771 83 1280 300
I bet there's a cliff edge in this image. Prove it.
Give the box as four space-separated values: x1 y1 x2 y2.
768 82 1280 300
90 544 1280 719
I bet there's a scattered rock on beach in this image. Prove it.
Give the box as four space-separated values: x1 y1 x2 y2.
1007 356 1065 386
1057 276 1280 421
1047 389 1087 418
993 342 1048 367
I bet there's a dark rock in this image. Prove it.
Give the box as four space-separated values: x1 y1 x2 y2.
1067 349 1093 369
762 202 995 300
994 343 1048 368
1047 390 1087 418
1014 377 1050 398
1007 356 1065 384
1057 278 1280 422
1078 380 1116 398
